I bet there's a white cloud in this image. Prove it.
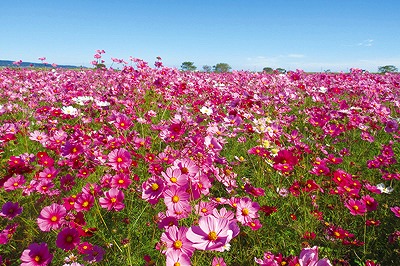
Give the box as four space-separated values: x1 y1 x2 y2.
287 54 305 58
357 39 374 47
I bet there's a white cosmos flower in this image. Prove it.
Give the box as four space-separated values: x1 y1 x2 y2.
200 106 213 115
72 96 94 105
61 106 78 116
376 183 394 194
319 86 328 93
95 100 110 107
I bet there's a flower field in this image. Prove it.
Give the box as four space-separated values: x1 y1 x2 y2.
0 55 399 265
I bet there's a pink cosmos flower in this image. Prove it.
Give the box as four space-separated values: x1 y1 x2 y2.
99 188 125 211
361 195 378 212
165 249 191 266
56 227 80 251
74 193 95 212
0 201 23 220
345 199 366 216
186 215 240 252
108 148 132 170
174 158 199 177
212 257 227 266
163 185 191 219
29 130 48 145
141 176 165 205
390 206 400 218
3 174 26 191
235 197 260 225
160 225 195 257
37 166 59 180
298 246 332 266
110 173 132 189
0 223 18 245
161 166 188 188
195 201 217 217
20 242 53 266
37 203 66 232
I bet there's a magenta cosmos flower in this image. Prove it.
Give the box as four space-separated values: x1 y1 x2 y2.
20 242 53 266
99 188 125 211
391 206 400 218
37 203 66 232
0 201 23 220
141 176 165 205
56 227 80 251
108 148 132 170
344 199 366 216
186 215 240 252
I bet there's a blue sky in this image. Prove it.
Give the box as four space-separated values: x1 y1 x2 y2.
1 0 399 72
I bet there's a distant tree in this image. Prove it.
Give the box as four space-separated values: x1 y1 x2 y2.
213 63 231 73
275 68 287 74
94 63 106 70
378 65 398 73
263 67 274 73
202 65 212 73
181 61 197 71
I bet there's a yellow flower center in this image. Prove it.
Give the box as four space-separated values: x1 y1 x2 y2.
34 256 41 262
151 183 159 191
242 208 249 216
208 231 218 241
117 157 123 162
172 195 180 203
82 201 89 207
111 198 117 203
170 177 177 183
66 235 73 243
51 216 58 222
173 240 182 249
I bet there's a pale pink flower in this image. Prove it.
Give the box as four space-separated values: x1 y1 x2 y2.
186 215 239 252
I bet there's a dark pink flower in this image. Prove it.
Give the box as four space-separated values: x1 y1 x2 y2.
74 193 95 212
361 195 378 212
110 173 132 189
20 242 53 266
56 227 80 251
37 203 66 232
391 206 400 218
345 199 366 216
